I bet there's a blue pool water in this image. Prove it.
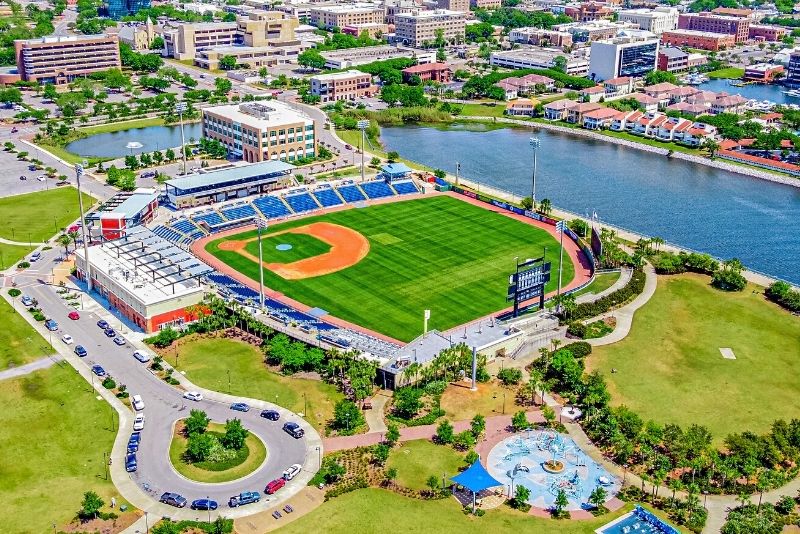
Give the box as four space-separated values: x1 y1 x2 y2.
597 506 680 534
486 431 620 511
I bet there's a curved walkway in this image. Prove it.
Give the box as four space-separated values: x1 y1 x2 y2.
586 264 657 347
575 268 631 304
0 236 47 246
0 354 62 381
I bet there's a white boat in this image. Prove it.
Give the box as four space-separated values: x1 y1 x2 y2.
685 73 708 85
783 89 800 97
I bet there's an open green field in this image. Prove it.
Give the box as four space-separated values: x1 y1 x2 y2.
572 271 620 298
0 188 96 243
588 274 800 442
387 440 465 490
0 242 35 269
706 67 745 79
0 365 127 533
0 296 53 369
244 232 331 263
173 336 343 431
168 421 267 483
206 196 574 341
279 488 689 534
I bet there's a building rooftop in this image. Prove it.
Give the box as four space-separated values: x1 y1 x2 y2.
16 33 114 45
311 69 369 81
402 62 451 73
165 160 294 192
109 190 157 219
664 28 734 38
203 101 313 129
396 9 464 19
659 46 688 59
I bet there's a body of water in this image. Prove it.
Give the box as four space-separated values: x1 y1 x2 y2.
381 124 800 284
698 78 795 105
66 123 204 158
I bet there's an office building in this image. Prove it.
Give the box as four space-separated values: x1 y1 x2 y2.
401 62 453 83
107 0 151 19
677 13 750 43
657 46 688 73
320 44 436 68
509 27 573 47
15 34 121 84
437 0 469 12
309 4 386 29
394 9 466 48
552 20 639 42
202 101 316 163
588 32 659 81
238 10 300 46
342 22 389 38
744 63 784 82
748 24 789 41
490 48 590 76
471 0 502 8
309 70 375 102
786 51 800 87
617 7 678 35
661 29 735 51
161 22 240 60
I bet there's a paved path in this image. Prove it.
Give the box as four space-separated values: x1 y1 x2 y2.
576 268 631 304
0 354 62 381
0 236 47 246
586 264 657 347
364 390 390 433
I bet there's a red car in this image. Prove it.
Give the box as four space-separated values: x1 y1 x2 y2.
68 311 80 320
265 478 285 495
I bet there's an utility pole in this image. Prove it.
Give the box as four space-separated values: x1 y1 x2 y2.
356 120 369 182
76 164 92 291
176 102 188 175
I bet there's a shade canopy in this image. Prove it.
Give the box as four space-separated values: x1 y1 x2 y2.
451 460 503 493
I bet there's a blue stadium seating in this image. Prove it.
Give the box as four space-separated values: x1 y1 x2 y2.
360 180 395 200
284 192 319 213
252 196 292 218
152 225 184 244
220 203 257 221
193 211 226 227
172 219 203 235
312 187 343 208
336 184 367 203
391 180 419 195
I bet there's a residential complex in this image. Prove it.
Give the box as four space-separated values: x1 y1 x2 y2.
401 62 453 83
394 9 466 48
436 0 469 13
661 29 736 51
202 101 317 163
309 4 386 29
471 0 502 8
588 33 659 81
677 13 750 43
14 34 121 84
617 7 678 35
309 70 375 102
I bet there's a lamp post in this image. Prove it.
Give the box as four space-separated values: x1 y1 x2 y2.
254 217 268 312
316 445 321 469
356 119 369 182
176 102 188 175
529 137 540 209
207 495 212 524
555 220 565 313
76 164 92 292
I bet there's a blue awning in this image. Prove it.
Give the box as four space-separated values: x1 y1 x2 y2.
450 460 503 493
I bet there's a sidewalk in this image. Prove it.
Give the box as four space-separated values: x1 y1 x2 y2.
586 264 657 347
0 354 61 381
575 268 631 304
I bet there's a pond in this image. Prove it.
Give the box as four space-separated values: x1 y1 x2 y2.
65 123 204 158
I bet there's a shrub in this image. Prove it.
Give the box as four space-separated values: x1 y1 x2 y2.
8 288 21 297
17 261 30 269
511 410 530 431
712 269 746 291
372 443 390 465
435 419 454 444
567 321 587 338
453 430 475 451
144 327 180 348
497 368 522 385
102 377 116 389
562 341 592 358
571 269 645 321
766 281 800 313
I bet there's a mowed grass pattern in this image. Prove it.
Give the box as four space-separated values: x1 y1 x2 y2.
588 274 800 442
244 232 331 264
207 196 574 341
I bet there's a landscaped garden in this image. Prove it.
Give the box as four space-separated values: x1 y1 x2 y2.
0 188 96 244
1 293 53 369
168 412 266 483
386 439 466 491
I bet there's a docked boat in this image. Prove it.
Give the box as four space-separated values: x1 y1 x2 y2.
685 73 709 85
783 88 800 97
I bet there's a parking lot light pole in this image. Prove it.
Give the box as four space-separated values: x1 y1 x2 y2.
207 495 211 524
255 217 268 313
76 164 92 291
529 137 541 209
176 102 188 175
356 120 369 182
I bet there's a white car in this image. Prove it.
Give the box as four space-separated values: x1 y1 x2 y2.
132 350 151 363
133 413 146 431
183 391 203 402
283 464 302 481
132 394 145 411
61 334 74 344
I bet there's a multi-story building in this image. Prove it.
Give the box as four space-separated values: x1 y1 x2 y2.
238 10 299 46
565 2 615 22
309 70 374 102
15 34 121 84
394 9 466 48
552 20 639 42
342 23 389 38
508 27 573 48
195 42 304 69
661 29 735 51
617 7 678 35
161 22 240 60
786 51 800 87
107 0 151 19
588 32 659 81
471 0 502 8
309 4 386 29
744 63 784 82
437 0 469 13
490 48 590 76
677 13 750 43
385 0 416 25
657 46 689 73
320 44 436 68
748 24 789 42
401 62 453 83
202 101 316 163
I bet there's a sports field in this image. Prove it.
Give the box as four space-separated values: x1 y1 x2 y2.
205 196 576 342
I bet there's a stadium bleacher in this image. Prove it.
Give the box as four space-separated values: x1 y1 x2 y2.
336 183 367 203
391 180 419 195
193 211 227 227
313 186 343 208
283 192 319 213
152 224 184 244
220 203 257 222
252 196 292 219
360 180 395 200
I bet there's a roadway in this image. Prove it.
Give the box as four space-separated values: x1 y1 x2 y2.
7 245 322 521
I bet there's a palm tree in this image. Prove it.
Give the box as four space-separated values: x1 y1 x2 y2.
57 234 72 257
538 198 552 215
528 369 543 405
702 138 720 159
68 230 80 252
651 236 665 252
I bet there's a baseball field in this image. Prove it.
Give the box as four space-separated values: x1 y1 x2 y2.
204 195 578 342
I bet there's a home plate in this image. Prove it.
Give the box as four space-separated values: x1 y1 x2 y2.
720 348 736 360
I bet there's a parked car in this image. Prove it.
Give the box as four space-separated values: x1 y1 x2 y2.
228 491 260 508
191 499 218 511
44 319 58 331
113 336 126 346
104 328 116 338
21 295 33 307
230 402 250 412
68 311 80 320
183 391 203 402
61 334 74 344
132 394 144 411
283 464 302 481
30 251 41 262
125 453 137 472
265 478 286 495
133 413 145 431
260 409 280 421
283 422 304 439
132 350 151 363
74 345 88 357
91 365 106 377
127 436 140 453
97 319 109 329
159 493 187 508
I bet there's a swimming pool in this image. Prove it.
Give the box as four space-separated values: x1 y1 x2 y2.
596 506 680 534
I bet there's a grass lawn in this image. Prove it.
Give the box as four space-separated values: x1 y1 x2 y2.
440 380 518 422
0 365 129 533
0 242 35 268
77 117 167 135
335 128 434 171
460 102 507 118
244 232 331 263
0 297 53 369
0 188 96 243
172 336 343 431
278 488 689 534
387 440 465 490
707 67 745 79
206 196 575 342
168 422 267 483
587 273 800 442
572 272 620 298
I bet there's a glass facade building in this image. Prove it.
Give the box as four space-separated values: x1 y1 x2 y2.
106 0 151 19
619 42 659 77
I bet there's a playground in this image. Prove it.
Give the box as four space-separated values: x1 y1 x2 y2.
486 430 620 512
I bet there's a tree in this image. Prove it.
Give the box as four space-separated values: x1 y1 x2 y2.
332 399 364 432
387 151 400 162
538 198 552 215
57 234 72 256
298 49 326 71
470 414 485 438
394 387 423 419
79 491 104 519
124 155 139 170
184 409 210 435
513 484 531 508
589 486 607 510
385 422 400 446
644 69 678 86
259 67 268 78
712 258 747 291
453 430 476 450
702 138 720 158
436 419 454 444
165 148 176 161
221 418 249 450
150 35 165 50
426 474 440 493
43 83 58 101
552 56 568 73
512 410 529 431
215 77 233 95
218 55 237 71
520 196 533 210
186 432 214 461
372 443 390 465
385 467 398 486
554 489 569 516
542 405 556 427
497 367 522 385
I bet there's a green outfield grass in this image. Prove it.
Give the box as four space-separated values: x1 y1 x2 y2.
0 188 96 243
244 232 331 264
206 196 575 341
587 273 800 442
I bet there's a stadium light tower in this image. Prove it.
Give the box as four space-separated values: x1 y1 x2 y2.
175 102 188 176
529 137 541 209
255 217 268 313
356 119 370 182
75 164 92 292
